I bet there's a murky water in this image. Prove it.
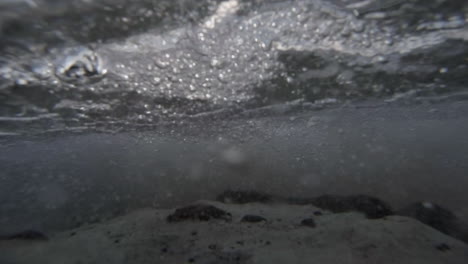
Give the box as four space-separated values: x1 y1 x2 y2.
1 0 468 237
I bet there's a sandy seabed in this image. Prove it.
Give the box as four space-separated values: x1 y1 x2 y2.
1 195 467 264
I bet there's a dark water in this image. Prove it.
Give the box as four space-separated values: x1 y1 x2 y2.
0 0 468 234
2 101 468 233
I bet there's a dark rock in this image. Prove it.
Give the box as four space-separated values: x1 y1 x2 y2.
314 211 323 216
217 190 273 204
167 204 232 222
241 215 267 223
285 197 316 205
193 250 251 264
301 218 317 228
311 194 393 219
435 243 451 252
2 230 48 241
208 244 218 250
397 202 467 243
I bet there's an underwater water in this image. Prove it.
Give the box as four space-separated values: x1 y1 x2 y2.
1 1 468 262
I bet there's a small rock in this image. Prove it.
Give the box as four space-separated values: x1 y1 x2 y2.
2 230 48 241
311 194 393 219
217 190 273 204
301 218 317 228
314 211 323 216
286 197 316 205
208 244 217 250
167 204 232 222
435 243 451 252
241 215 267 223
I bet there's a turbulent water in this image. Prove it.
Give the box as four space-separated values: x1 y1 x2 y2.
0 0 467 135
1 0 468 234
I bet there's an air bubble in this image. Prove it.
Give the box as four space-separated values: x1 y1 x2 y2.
55 47 107 84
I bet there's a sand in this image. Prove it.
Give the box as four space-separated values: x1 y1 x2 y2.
1 200 467 264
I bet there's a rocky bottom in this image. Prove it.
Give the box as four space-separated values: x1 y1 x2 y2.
1 191 468 264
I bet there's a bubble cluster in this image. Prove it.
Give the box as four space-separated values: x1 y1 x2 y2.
0 0 466 134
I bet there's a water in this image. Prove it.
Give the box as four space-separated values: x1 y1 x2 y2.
0 0 468 246
1 0 467 135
